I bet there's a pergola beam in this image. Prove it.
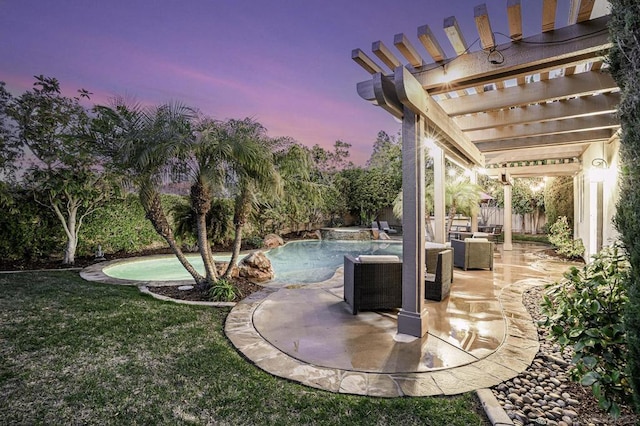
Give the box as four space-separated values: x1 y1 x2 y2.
485 162 582 177
443 16 468 55
454 93 620 130
474 4 495 50
438 71 617 115
394 67 484 166
507 0 523 40
372 41 402 71
412 15 611 93
417 24 446 62
351 48 383 74
475 128 614 152
394 33 424 68
467 113 619 142
542 0 558 32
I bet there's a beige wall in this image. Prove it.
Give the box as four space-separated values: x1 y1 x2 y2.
575 137 620 260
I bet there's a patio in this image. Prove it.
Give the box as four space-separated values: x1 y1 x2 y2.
225 242 577 397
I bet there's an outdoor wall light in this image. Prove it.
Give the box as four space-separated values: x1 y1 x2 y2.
590 158 609 183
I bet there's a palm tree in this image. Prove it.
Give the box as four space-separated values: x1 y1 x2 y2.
93 99 207 286
220 118 280 278
444 179 483 233
393 177 482 238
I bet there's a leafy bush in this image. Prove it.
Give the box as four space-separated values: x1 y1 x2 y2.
171 197 234 248
208 278 240 302
242 235 263 250
0 187 64 260
540 244 632 417
548 216 585 259
78 193 170 256
544 176 574 228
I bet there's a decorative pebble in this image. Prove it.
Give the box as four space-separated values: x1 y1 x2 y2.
490 287 589 426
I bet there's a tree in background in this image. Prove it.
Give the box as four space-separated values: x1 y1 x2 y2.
609 0 640 412
259 138 324 233
444 178 483 233
7 76 119 264
544 176 574 229
0 82 19 179
511 178 545 234
367 130 402 190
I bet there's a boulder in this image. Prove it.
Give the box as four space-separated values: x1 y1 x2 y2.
263 233 284 248
238 251 274 282
214 261 239 278
302 230 321 240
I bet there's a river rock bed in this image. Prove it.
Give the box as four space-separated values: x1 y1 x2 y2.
491 285 637 426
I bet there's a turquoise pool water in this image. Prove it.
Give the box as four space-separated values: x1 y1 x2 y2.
103 240 402 284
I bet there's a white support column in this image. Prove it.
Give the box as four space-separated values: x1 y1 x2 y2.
398 107 428 338
432 143 446 244
470 171 479 232
503 183 513 251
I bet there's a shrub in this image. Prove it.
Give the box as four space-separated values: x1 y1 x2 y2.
548 216 585 259
78 193 169 256
0 187 64 260
208 278 240 302
540 244 632 418
170 197 234 248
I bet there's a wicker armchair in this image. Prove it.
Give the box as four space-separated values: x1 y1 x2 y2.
426 246 454 283
451 238 494 271
425 249 453 301
343 255 402 314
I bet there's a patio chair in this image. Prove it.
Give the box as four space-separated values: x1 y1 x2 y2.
343 254 402 314
378 220 397 234
425 249 453 301
451 238 494 271
492 225 503 242
426 245 454 283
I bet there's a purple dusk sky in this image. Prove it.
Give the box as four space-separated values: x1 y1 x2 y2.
1 1 564 165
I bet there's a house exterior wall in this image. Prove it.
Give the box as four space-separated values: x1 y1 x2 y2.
575 137 621 260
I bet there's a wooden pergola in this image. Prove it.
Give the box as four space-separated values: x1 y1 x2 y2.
352 0 619 337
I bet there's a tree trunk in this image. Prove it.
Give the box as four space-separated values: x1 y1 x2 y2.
51 198 78 265
195 212 218 287
223 222 244 279
223 191 250 279
191 180 218 287
144 191 205 285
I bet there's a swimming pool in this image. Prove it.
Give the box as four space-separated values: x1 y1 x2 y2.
103 240 402 284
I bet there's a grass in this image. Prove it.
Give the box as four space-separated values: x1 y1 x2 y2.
511 232 550 244
0 271 488 425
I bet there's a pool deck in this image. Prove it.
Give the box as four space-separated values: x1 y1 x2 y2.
225 243 576 398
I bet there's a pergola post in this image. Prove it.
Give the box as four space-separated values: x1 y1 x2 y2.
398 107 428 338
470 170 479 232
432 142 446 244
503 182 513 251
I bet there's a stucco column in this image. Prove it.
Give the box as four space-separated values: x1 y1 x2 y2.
398 107 428 338
432 143 446 244
470 171 479 232
503 183 513 251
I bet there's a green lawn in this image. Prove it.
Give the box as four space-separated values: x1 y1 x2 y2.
0 271 488 425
